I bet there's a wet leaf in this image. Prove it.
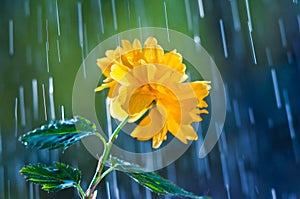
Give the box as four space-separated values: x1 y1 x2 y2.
109 156 210 199
19 116 97 150
20 162 81 192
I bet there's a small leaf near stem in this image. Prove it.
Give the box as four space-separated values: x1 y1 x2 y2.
85 115 130 198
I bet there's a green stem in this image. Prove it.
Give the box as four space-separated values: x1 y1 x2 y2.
76 184 85 199
95 132 107 151
100 165 118 179
85 115 130 198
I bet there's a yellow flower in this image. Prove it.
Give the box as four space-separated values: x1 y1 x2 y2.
96 37 210 148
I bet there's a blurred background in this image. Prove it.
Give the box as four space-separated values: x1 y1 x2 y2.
1 0 300 198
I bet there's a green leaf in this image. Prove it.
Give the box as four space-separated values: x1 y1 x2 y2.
20 162 81 192
109 156 210 199
19 116 97 150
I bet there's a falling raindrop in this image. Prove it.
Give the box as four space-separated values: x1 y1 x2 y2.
32 79 38 120
84 23 89 55
77 2 84 48
283 90 296 139
111 0 118 31
29 183 34 199
245 0 253 32
145 188 152 199
248 107 255 124
219 127 228 154
244 0 257 64
237 159 249 195
271 188 277 199
14 97 18 137
98 0 105 34
197 0 205 18
194 35 201 44
229 0 241 31
224 83 232 112
45 19 50 73
278 18 287 48
34 184 40 199
77 2 87 79
106 98 113 137
49 77 56 120
248 25 257 64
60 105 65 121
24 0 30 16
111 171 120 199
55 0 61 36
184 0 192 31
220 152 231 199
271 68 282 109
163 2 170 42
233 99 241 127
287 51 293 64
219 19 228 58
9 19 14 56
56 39 61 63
42 83 48 121
268 118 274 128
138 16 143 41
19 86 26 127
265 47 273 66
106 181 111 199
7 180 11 199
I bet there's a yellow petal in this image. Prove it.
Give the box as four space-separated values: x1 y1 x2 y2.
132 39 142 49
179 125 198 140
128 88 155 116
190 81 210 107
143 37 164 63
110 98 128 121
110 63 130 83
94 81 115 92
163 50 186 74
130 106 166 139
121 40 132 51
152 125 168 148
144 37 158 46
166 116 184 143
97 58 112 77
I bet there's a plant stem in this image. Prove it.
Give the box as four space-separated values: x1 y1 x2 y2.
100 165 118 179
76 184 85 199
85 115 130 198
95 132 107 151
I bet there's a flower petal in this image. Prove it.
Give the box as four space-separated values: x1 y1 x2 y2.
130 106 166 140
110 63 131 84
152 125 168 148
110 98 128 121
190 81 211 107
128 87 155 116
163 50 186 74
143 37 164 63
97 58 112 77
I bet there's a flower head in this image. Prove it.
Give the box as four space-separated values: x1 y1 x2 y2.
96 37 210 148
